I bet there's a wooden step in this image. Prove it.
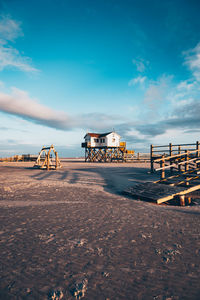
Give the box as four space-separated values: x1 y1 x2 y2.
182 173 200 177
126 182 185 204
125 181 200 204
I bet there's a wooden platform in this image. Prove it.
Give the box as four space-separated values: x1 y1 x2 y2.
125 182 200 204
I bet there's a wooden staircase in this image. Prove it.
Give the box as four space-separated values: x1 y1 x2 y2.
126 146 200 205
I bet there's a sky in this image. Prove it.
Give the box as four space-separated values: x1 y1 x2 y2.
0 0 200 157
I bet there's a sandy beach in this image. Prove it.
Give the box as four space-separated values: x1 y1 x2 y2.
0 160 199 299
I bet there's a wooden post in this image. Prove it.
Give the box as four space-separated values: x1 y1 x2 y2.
185 150 189 172
55 152 58 169
169 143 173 173
47 151 50 170
185 150 189 186
137 152 140 160
178 145 181 172
160 155 165 180
179 195 185 206
150 145 154 173
186 196 191 205
196 141 199 158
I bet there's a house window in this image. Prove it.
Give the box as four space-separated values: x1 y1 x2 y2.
112 138 115 142
95 138 99 143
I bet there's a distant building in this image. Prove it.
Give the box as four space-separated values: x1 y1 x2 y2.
82 131 121 148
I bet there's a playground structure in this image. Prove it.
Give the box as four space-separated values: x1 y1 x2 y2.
82 132 135 162
127 141 200 206
34 145 61 170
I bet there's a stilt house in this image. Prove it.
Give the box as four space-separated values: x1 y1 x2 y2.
82 131 121 148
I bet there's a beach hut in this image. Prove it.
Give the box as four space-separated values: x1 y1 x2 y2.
83 131 121 148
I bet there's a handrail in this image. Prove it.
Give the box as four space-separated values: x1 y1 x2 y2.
152 142 198 148
155 157 198 171
150 141 200 174
152 148 196 153
154 149 199 163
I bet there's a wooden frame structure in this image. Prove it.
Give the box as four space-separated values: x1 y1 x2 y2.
84 147 124 162
150 141 200 173
149 142 200 205
83 146 135 162
154 150 200 181
126 141 200 206
34 145 61 170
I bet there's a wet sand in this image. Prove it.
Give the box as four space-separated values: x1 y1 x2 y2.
0 160 200 299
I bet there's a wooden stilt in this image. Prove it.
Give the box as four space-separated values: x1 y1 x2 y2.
186 196 191 205
179 195 185 206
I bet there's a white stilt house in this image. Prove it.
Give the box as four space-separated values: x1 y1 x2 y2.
81 131 134 162
83 131 121 148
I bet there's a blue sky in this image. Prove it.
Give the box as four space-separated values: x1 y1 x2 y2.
0 0 200 157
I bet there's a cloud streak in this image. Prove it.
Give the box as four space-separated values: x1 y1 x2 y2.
0 86 199 151
0 88 73 130
0 45 38 72
184 43 200 81
0 15 23 42
0 15 38 73
128 75 146 86
0 87 120 131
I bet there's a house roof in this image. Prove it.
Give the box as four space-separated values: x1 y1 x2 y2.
99 132 112 137
84 133 100 138
84 131 120 138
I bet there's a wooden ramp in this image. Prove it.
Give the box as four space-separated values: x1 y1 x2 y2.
125 182 200 204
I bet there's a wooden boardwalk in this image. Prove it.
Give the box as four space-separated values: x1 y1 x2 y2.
126 181 200 204
126 141 200 205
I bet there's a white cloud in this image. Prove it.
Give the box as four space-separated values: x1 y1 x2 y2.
143 75 172 116
150 128 196 146
0 45 38 72
144 85 163 106
128 75 146 86
0 15 23 42
0 87 73 129
169 77 200 110
0 87 121 131
177 79 196 91
184 42 200 81
132 58 149 73
0 15 38 73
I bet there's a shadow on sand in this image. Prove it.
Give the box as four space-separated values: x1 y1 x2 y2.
29 165 159 197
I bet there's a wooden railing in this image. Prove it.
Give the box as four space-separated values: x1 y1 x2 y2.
123 152 150 162
154 150 200 180
150 141 200 173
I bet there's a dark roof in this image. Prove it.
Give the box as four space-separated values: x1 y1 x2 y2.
99 132 112 137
